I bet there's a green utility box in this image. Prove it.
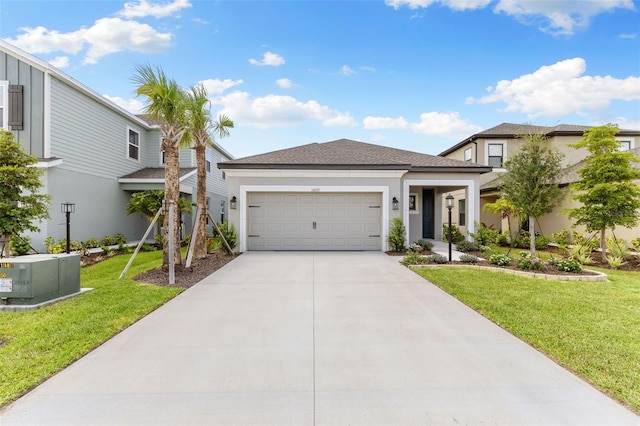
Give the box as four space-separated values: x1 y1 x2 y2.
0 254 81 305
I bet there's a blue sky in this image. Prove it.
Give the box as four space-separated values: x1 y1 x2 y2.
1 0 639 158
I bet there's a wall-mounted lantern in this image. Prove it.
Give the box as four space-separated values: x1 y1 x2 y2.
229 196 237 210
392 197 399 210
61 202 76 254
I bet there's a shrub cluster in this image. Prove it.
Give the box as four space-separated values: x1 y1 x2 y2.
442 224 465 244
489 253 511 266
414 239 433 251
548 257 583 273
514 252 547 271
459 254 479 263
455 240 478 253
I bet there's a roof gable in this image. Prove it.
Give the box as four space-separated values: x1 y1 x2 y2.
219 138 491 172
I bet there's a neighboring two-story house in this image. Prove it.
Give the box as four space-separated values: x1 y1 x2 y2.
439 122 640 241
0 40 233 252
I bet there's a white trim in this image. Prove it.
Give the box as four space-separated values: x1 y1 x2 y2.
44 73 51 158
237 185 390 252
117 169 197 184
403 179 478 243
36 158 63 168
0 81 8 130
224 169 406 178
464 147 472 162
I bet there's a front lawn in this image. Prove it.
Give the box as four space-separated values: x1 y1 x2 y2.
0 250 182 407
413 266 640 414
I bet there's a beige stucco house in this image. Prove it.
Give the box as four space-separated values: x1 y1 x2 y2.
438 123 640 241
218 139 491 252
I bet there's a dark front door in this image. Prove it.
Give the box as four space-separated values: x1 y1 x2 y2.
422 189 435 239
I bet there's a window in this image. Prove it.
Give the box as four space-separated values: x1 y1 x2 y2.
487 143 504 168
128 128 140 160
221 171 226 180
459 199 466 226
0 81 7 130
464 147 472 162
205 149 212 173
619 140 632 151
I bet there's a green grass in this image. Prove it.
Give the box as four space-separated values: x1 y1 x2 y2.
413 266 640 413
0 250 182 407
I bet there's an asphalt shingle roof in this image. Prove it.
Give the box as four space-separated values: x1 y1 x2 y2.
219 139 491 172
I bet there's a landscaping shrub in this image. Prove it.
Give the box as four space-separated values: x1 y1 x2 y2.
535 235 550 250
555 258 583 273
407 243 423 253
455 240 478 253
552 229 570 245
113 233 128 245
514 252 547 271
387 217 406 252
470 224 497 246
606 237 630 260
84 238 100 249
606 255 626 270
443 224 465 244
631 237 640 252
489 253 511 266
425 253 448 264
401 251 428 265
459 254 479 263
414 239 433 251
213 221 238 254
10 235 31 256
101 235 117 246
572 232 599 250
496 232 510 247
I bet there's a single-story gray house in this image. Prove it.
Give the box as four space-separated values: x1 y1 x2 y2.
218 139 491 252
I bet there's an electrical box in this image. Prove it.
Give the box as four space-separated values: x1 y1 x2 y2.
0 254 81 305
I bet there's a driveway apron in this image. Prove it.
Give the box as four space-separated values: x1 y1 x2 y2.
1 252 638 425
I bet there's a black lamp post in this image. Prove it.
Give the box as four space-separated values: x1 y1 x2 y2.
445 194 454 262
61 202 75 254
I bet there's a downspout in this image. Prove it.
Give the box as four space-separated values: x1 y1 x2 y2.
472 141 478 163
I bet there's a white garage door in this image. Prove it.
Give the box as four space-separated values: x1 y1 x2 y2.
247 192 381 251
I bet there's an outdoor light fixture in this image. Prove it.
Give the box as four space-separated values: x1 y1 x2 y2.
229 196 237 210
392 197 399 210
445 194 454 262
61 202 76 254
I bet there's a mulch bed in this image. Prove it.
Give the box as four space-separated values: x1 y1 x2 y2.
79 249 238 288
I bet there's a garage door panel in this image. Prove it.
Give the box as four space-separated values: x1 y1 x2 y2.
248 192 381 251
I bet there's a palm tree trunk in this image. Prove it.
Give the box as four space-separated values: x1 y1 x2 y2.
163 143 182 267
195 145 208 259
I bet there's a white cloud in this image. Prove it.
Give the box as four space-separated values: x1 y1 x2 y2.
212 91 355 129
410 112 482 137
360 66 377 72
276 78 293 88
49 56 69 68
363 112 480 138
103 95 145 114
386 0 635 35
199 78 243 95
340 65 356 76
363 116 409 130
609 117 640 131
4 18 173 64
248 52 285 66
494 0 635 36
620 33 637 39
467 58 640 118
82 18 173 64
118 0 192 19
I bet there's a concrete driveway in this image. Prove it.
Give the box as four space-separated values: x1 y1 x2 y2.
1 252 638 425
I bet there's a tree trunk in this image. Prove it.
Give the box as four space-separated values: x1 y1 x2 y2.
529 214 536 256
195 144 208 259
1 234 10 258
163 143 182 267
600 229 607 263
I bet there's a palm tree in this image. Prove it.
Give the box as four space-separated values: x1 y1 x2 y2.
132 64 187 268
185 83 233 259
482 197 522 243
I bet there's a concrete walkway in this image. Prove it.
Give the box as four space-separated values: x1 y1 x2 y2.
1 252 638 425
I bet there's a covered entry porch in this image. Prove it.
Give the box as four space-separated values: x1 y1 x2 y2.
402 178 480 244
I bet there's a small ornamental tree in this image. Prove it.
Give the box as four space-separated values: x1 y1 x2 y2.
0 130 51 257
499 133 565 256
564 124 640 262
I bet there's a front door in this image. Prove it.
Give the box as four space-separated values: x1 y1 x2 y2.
422 189 435 239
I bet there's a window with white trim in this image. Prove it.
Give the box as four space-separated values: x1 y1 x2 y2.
206 149 212 173
128 128 140 161
464 147 472 162
487 143 504 168
0 81 8 130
